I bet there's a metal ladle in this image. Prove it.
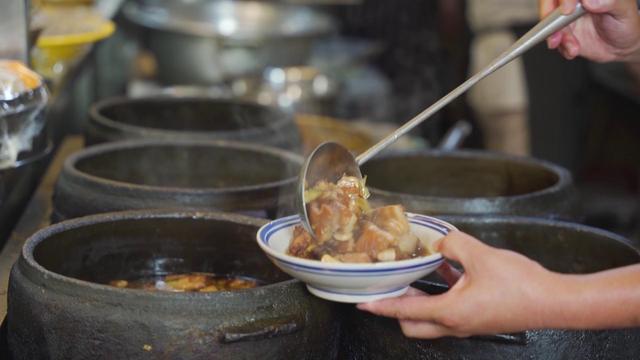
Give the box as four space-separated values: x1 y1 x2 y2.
298 4 587 235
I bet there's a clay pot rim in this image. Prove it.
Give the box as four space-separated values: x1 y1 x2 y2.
440 214 639 251
89 96 295 138
365 149 573 202
19 209 301 303
63 139 303 194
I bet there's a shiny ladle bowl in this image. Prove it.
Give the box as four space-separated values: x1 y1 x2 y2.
298 4 587 236
298 142 361 235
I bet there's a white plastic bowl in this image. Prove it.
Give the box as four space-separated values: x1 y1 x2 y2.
257 213 456 303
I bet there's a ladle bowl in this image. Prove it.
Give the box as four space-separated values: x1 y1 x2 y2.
297 142 361 235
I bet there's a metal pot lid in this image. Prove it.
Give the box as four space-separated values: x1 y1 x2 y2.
123 0 335 40
230 66 339 105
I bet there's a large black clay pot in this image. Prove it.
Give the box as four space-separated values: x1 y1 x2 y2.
52 139 302 221
8 210 341 360
87 97 302 152
362 150 575 220
0 144 51 245
340 216 640 360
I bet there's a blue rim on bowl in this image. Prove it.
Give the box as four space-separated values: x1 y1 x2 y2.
257 213 457 303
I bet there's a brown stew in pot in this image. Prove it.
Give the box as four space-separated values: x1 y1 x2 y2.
108 273 259 292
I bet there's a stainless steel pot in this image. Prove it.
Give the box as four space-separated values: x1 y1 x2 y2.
124 0 336 85
231 66 339 116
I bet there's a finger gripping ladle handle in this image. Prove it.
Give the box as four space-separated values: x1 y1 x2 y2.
355 3 586 165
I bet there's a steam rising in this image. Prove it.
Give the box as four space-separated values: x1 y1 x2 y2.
229 103 303 218
229 101 302 154
0 108 46 169
93 94 304 218
0 83 48 170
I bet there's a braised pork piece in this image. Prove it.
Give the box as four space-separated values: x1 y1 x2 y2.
289 175 430 263
108 273 258 292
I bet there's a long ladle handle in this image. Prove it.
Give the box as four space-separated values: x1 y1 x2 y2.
355 4 586 165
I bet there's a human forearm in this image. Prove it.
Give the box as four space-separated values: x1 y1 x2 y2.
359 232 640 339
542 264 640 330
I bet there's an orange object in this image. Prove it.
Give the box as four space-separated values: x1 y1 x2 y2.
30 5 115 81
0 60 42 92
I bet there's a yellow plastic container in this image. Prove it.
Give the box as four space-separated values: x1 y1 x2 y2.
31 6 115 82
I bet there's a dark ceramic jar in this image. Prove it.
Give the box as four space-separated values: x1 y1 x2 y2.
8 210 341 360
340 216 640 360
87 96 302 152
362 150 575 220
52 139 302 221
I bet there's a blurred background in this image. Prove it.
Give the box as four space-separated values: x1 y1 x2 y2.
1 0 639 244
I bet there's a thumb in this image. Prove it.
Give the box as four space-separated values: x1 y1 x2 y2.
434 231 488 266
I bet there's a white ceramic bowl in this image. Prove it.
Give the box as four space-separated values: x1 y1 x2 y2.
257 213 456 303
